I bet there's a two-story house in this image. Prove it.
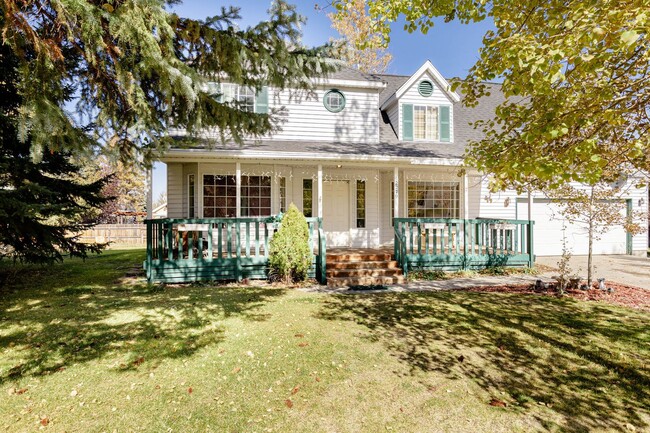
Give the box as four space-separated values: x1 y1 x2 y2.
145 61 648 284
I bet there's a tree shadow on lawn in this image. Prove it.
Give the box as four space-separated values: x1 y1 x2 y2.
0 263 285 384
317 291 650 432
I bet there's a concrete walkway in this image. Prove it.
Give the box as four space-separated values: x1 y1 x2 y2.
303 274 552 294
535 255 650 290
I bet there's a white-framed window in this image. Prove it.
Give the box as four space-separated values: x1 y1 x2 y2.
356 180 365 228
203 175 237 218
240 176 272 217
279 177 287 213
414 105 439 141
219 84 255 112
302 179 313 217
323 89 346 112
202 175 272 218
390 181 395 227
188 174 195 218
407 181 460 218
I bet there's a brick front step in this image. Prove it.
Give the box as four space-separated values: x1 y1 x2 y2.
326 260 400 270
325 253 393 263
327 275 406 288
326 268 403 278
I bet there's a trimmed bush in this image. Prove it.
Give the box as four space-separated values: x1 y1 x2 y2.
269 203 312 283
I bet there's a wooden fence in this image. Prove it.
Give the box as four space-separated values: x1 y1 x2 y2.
78 224 146 246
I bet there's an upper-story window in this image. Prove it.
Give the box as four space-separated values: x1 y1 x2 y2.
220 84 255 112
323 89 346 113
414 105 439 141
213 83 268 114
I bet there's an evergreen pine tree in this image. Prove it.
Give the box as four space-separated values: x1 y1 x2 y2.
0 30 108 264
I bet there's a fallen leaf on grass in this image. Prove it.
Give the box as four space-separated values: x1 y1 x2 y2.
285 399 293 408
16 388 28 395
489 398 507 407
232 367 241 374
188 387 193 394
291 386 300 395
294 333 304 338
298 342 309 347
70 390 77 397
457 355 465 363
40 417 49 426
133 357 145 367
315 377 321 382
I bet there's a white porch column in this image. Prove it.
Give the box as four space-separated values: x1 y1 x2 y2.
236 162 241 218
317 164 323 219
393 166 399 220
527 188 532 221
463 172 469 220
146 166 153 219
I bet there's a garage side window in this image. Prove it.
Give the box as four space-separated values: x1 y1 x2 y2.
407 181 459 218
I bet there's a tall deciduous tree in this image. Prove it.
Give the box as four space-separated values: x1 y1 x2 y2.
324 0 392 73
333 0 650 191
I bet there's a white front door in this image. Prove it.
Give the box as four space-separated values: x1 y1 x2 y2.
323 181 350 247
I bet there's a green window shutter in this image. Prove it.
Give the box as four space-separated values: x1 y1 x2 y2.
402 104 413 141
440 105 450 142
255 86 268 114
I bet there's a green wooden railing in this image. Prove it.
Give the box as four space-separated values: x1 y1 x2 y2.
144 217 326 284
394 218 534 276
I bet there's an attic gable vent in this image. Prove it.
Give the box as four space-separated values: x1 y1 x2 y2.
418 80 434 97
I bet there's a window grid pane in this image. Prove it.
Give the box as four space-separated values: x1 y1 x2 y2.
356 180 366 228
238 86 255 112
203 175 237 218
407 181 459 218
241 176 271 217
302 179 313 217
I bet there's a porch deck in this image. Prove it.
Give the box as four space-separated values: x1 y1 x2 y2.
143 217 534 284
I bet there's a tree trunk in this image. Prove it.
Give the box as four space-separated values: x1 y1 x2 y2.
587 219 593 288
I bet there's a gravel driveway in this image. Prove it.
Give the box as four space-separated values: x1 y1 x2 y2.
535 254 650 290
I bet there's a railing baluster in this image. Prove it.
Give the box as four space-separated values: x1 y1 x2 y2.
425 228 430 255
264 223 269 257
255 222 260 257
417 223 422 255
207 223 213 260
409 222 414 255
157 222 163 260
167 222 173 261
217 222 223 258
188 231 194 260
245 222 250 258
226 222 232 257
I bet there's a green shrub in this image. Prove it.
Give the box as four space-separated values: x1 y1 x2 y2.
268 203 312 283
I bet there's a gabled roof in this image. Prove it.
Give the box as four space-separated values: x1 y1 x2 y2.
380 60 461 110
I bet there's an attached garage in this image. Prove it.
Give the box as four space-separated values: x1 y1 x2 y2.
516 199 629 256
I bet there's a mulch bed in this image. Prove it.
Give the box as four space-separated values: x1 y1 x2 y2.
465 281 650 312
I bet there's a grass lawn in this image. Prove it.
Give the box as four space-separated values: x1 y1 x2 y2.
0 250 648 432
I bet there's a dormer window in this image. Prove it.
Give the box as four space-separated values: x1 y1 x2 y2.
414 106 439 140
324 89 346 112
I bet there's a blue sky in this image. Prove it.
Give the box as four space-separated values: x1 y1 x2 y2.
152 0 492 199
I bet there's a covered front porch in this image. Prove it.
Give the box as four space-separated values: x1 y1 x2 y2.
143 158 534 283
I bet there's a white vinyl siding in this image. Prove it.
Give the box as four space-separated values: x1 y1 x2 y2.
167 163 183 218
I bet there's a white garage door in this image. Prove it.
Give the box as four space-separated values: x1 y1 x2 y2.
516 199 627 256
